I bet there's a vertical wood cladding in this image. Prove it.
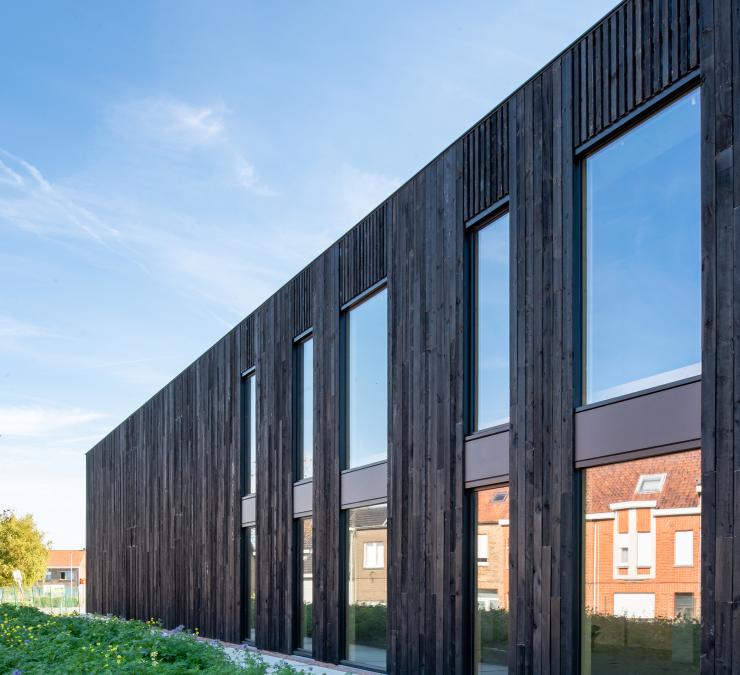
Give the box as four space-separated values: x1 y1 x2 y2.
387 144 466 674
254 287 295 652
507 56 577 675
86 0 734 672
339 205 388 305
311 247 342 663
463 106 509 222
573 0 700 145
87 328 244 643
698 0 739 672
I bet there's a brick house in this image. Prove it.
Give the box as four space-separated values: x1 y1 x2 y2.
583 450 701 620
45 549 86 587
348 507 387 605
476 487 510 611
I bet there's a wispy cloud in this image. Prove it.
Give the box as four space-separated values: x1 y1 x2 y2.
0 405 107 437
108 96 226 146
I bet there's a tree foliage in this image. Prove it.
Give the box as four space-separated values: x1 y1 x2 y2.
0 510 49 586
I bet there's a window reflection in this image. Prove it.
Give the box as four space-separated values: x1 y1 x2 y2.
582 450 701 673
474 486 509 674
298 518 313 652
346 289 388 469
585 90 701 403
297 338 314 480
248 375 257 494
475 213 510 430
346 503 387 670
247 526 257 642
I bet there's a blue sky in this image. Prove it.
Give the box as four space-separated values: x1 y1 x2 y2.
0 1 615 549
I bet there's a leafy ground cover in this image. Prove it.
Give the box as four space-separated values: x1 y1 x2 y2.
0 604 298 674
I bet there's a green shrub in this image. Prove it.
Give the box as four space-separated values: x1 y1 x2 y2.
0 604 296 674
346 603 387 649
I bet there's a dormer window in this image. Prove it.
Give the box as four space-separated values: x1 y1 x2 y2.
636 473 666 494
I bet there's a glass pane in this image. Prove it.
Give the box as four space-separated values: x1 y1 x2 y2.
581 450 701 674
474 486 509 673
346 503 387 669
249 375 257 494
347 289 388 469
476 213 510 430
301 338 314 479
585 90 701 403
299 518 313 651
248 527 257 642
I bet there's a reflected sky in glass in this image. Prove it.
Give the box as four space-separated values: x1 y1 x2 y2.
585 90 701 403
249 375 257 493
476 213 510 430
346 289 388 469
300 338 314 479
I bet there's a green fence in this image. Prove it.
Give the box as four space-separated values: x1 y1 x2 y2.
0 585 81 612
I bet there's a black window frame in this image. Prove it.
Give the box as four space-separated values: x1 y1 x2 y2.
469 479 510 675
241 368 256 497
466 201 511 436
293 331 314 482
341 499 389 674
241 525 257 644
577 80 702 408
340 281 388 472
293 515 313 656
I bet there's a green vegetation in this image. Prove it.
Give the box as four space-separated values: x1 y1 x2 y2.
346 603 386 650
586 612 700 673
0 605 299 674
476 607 508 666
0 511 49 587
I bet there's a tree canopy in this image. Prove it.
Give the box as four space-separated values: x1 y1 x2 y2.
0 510 49 586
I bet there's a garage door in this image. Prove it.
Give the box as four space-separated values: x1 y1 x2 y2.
613 593 655 618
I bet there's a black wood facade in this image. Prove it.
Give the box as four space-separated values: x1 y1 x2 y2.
87 0 739 672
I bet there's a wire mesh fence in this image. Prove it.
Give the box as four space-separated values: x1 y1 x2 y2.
0 585 83 613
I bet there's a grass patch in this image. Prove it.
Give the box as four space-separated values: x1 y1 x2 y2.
0 604 298 674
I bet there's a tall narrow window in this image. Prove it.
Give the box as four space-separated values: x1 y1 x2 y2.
345 288 388 469
297 517 313 653
346 503 387 670
245 526 257 642
584 90 701 403
474 212 510 430
296 337 314 480
474 486 509 673
242 373 257 495
581 450 700 673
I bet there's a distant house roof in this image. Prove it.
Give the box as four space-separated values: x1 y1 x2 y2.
478 487 510 524
585 449 701 513
350 506 388 530
48 549 86 569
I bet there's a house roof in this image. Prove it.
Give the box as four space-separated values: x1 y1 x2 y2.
349 505 388 530
48 549 86 568
478 487 510 524
585 449 701 513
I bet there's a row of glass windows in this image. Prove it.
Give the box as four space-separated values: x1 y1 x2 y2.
247 448 700 673
243 88 702 672
245 505 389 671
474 87 701 430
474 449 701 674
241 286 388 498
244 87 702 490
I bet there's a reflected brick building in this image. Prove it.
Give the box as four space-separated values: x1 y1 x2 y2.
584 451 701 620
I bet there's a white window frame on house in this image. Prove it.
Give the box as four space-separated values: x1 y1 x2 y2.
674 530 694 567
610 503 656 579
635 473 667 494
477 533 489 566
363 541 385 569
